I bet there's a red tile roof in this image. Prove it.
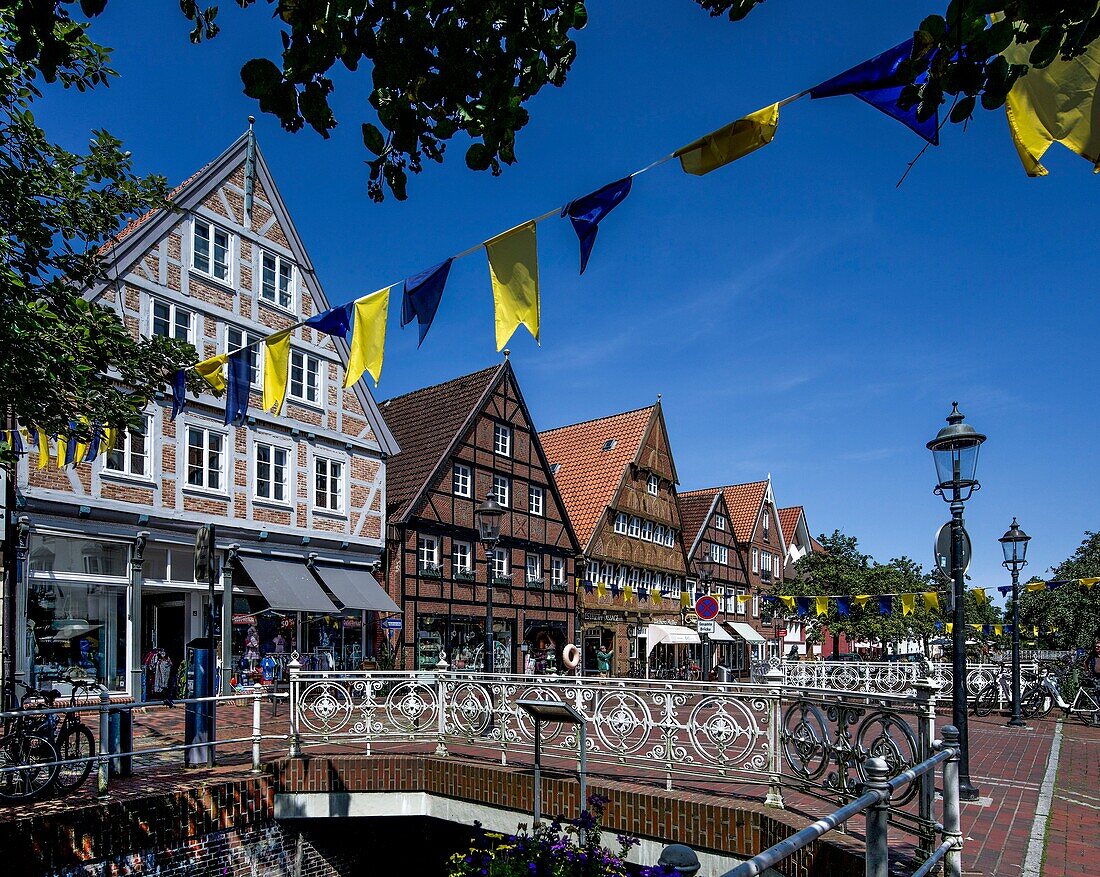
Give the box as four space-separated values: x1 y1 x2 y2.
777 506 804 546
681 480 767 543
677 489 720 558
539 405 655 549
379 364 502 521
98 165 210 256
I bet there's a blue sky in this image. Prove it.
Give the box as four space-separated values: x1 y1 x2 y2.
38 1 1097 599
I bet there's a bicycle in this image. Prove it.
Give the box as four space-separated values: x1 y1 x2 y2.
0 688 60 803
1021 665 1100 725
973 665 1012 717
49 672 98 794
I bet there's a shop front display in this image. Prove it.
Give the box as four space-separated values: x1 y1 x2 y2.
416 615 514 672
523 623 566 674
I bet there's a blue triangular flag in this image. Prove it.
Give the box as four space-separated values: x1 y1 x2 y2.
8 427 22 455
306 303 354 339
610 579 621 598
64 422 81 466
562 177 633 274
878 595 893 615
401 259 453 347
1046 580 1067 590
810 39 939 145
836 596 850 617
84 424 102 463
795 596 811 617
225 347 252 426
171 370 187 421
582 579 594 595
997 585 1012 597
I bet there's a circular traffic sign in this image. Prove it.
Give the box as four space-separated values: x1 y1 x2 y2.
695 595 720 620
934 522 971 580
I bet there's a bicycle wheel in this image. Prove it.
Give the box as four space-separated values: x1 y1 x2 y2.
54 724 95 793
1021 686 1053 719
0 733 59 802
974 682 998 717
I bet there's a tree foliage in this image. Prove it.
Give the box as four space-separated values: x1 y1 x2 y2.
0 8 198 463
1019 531 1100 652
11 2 1100 202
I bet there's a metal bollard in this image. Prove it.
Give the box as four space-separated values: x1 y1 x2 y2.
251 691 262 773
864 756 891 877
940 726 963 877
97 688 111 797
287 655 302 757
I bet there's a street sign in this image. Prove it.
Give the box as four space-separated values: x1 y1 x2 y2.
696 619 715 635
776 627 788 637
381 617 403 630
935 522 971 580
695 594 720 621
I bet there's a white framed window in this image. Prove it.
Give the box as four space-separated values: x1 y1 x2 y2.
763 510 770 541
614 513 628 535
628 516 641 538
492 548 510 579
418 535 439 569
550 462 560 475
493 423 512 457
452 541 472 574
654 524 665 544
665 528 676 548
752 547 759 573
192 218 231 283
586 562 599 585
226 326 263 387
736 590 747 615
151 300 194 344
452 463 472 498
712 544 729 566
655 572 666 593
104 415 152 478
753 596 760 617
289 350 322 406
642 570 652 588
186 426 225 492
254 442 289 504
647 474 659 495
551 557 565 587
314 456 344 513
629 568 640 589
715 514 727 532
774 554 781 577
525 553 542 583
642 520 654 542
528 485 544 516
260 250 295 311
491 474 510 507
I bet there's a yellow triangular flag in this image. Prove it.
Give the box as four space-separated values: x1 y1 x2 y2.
779 595 795 611
853 594 872 608
971 624 983 631
901 593 916 617
972 588 987 606
815 596 828 617
485 221 540 351
946 623 953 634
34 427 49 470
262 329 293 414
344 287 391 388
676 103 780 176
994 624 1003 636
596 580 606 599
195 353 229 394
1004 36 1100 177
736 593 751 603
1032 626 1038 636
651 586 661 605
923 592 939 612
1026 581 1046 592
624 584 634 604
681 590 691 609
1080 577 1100 589
55 431 67 468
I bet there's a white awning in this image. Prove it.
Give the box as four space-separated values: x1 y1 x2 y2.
726 621 766 643
645 624 700 657
707 623 735 642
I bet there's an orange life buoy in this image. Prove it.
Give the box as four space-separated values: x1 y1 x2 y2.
562 643 581 669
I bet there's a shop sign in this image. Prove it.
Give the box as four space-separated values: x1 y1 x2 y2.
232 614 258 625
583 612 625 624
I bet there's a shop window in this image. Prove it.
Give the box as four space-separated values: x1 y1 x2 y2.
28 533 129 578
143 544 197 583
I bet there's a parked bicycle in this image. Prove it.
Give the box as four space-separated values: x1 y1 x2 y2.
973 664 1012 717
0 687 60 802
1021 663 1100 725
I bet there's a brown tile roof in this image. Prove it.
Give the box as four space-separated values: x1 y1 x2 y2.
682 480 767 543
98 165 210 256
539 405 655 549
676 489 720 558
379 364 502 521
777 506 804 546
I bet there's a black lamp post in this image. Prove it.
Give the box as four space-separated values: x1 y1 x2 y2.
999 518 1031 728
476 491 504 674
697 551 715 679
927 402 986 802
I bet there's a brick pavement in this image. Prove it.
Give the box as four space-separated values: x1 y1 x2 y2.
1042 718 1100 877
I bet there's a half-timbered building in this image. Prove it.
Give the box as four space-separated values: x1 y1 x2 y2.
14 128 398 701
379 360 579 673
540 403 689 676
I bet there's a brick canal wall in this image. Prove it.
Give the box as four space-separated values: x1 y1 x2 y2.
0 756 865 877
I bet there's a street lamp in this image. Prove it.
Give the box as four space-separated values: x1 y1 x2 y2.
476 491 504 674
927 402 986 801
697 551 715 680
999 518 1031 728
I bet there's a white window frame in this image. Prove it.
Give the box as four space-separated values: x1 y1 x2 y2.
452 541 472 574
550 557 565 587
614 513 628 535
185 425 227 493
452 463 472 498
752 547 759 573
666 528 676 548
629 568 640 589
642 520 654 542
492 548 510 579
628 517 641 538
647 474 659 495
288 349 323 407
712 544 729 566
253 441 290 505
313 455 345 514
191 218 232 284
525 553 542 583
260 249 296 312
763 510 770 540
493 423 512 457
715 514 727 532
226 326 264 389
103 414 153 480
418 535 440 569
491 474 510 508
654 524 665 545
774 554 781 577
528 485 544 517
150 299 194 344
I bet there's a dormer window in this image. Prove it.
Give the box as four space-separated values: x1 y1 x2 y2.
550 463 560 475
261 250 296 312
602 439 617 451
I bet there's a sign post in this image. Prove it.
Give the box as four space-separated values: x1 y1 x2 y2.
194 524 217 765
695 595 720 680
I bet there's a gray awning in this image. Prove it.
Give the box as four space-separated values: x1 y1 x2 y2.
238 555 338 613
312 564 400 613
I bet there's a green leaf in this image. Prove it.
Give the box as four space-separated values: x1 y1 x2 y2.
950 94 976 122
361 122 386 155
919 15 947 40
573 3 588 29
465 143 493 171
